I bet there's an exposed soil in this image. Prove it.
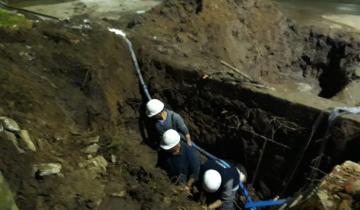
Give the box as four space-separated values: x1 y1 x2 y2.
0 20 199 210
127 0 360 199
129 0 360 101
1 0 360 209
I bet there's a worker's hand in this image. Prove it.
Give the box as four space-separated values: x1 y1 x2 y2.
185 134 192 146
179 186 192 196
187 139 192 146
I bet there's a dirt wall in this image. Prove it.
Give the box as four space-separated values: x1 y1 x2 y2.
0 20 199 210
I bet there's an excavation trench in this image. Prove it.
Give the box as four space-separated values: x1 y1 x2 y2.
124 0 360 200
138 58 360 199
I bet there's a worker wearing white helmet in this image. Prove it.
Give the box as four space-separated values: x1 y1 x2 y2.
146 99 193 145
158 129 200 194
200 160 246 210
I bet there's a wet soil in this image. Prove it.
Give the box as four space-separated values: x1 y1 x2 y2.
0 20 199 210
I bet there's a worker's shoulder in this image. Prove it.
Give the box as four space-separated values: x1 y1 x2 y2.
168 110 183 119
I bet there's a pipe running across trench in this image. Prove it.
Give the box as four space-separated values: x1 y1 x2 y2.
109 28 288 209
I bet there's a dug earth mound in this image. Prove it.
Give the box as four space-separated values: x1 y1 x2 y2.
1 0 360 209
0 20 199 209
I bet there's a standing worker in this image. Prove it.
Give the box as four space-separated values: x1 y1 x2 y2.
146 99 192 145
200 160 246 210
158 129 201 193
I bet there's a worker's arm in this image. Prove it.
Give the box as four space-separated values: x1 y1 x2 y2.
207 199 223 209
173 113 192 145
186 177 196 188
187 146 200 187
185 133 192 145
180 146 200 194
181 177 196 195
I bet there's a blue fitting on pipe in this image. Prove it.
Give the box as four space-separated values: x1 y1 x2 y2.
245 199 288 208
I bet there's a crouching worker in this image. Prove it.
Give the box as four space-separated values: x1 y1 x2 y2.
158 129 200 193
200 160 246 210
146 99 193 145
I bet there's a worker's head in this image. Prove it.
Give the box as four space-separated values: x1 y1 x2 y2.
202 169 222 193
160 129 181 154
146 99 165 119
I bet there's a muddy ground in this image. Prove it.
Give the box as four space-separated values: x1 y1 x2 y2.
1 0 360 209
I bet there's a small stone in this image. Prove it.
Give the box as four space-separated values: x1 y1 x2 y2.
136 10 145 14
0 117 20 132
202 74 209 79
18 130 36 152
0 172 19 210
87 136 100 144
111 191 126 198
82 143 100 154
53 134 64 142
111 154 117 164
82 156 108 176
33 163 62 177
355 65 360 77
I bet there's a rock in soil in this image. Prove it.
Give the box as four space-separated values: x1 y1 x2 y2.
82 143 100 154
0 172 19 210
33 163 62 177
291 161 360 210
18 130 36 152
0 117 21 133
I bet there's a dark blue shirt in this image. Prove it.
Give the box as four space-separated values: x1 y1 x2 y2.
158 142 200 185
200 160 240 201
155 110 189 140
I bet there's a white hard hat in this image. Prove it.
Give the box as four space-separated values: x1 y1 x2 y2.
202 169 222 193
160 129 181 150
146 99 165 117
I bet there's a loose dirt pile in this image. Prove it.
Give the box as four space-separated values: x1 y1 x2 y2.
0 20 198 210
130 0 360 101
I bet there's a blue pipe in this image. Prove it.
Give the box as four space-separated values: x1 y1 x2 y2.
110 28 288 209
245 199 288 208
108 28 152 101
123 38 152 101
